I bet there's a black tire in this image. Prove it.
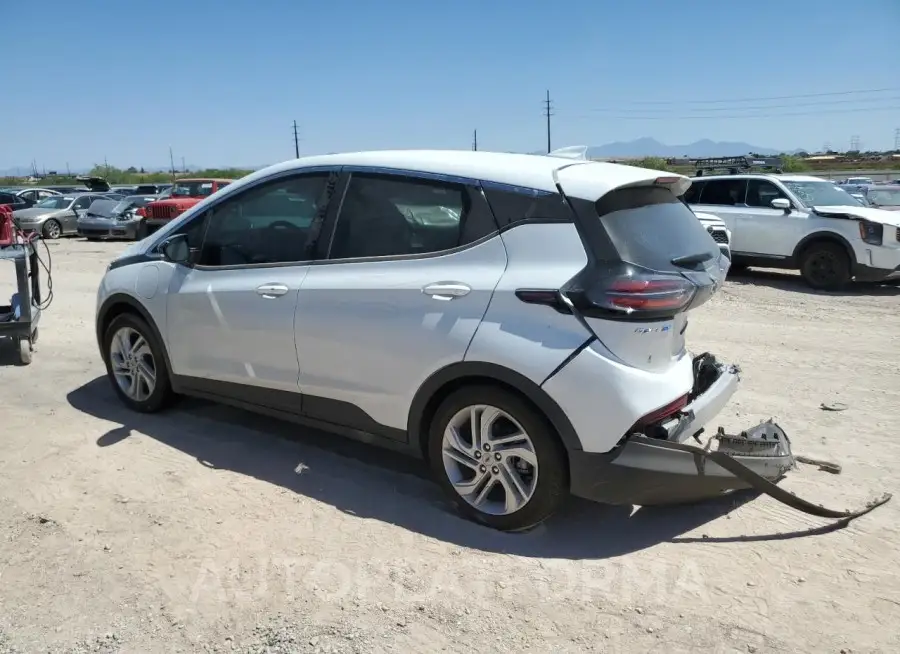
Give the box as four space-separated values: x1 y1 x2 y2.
427 385 568 532
800 242 852 290
102 312 175 413
42 219 62 240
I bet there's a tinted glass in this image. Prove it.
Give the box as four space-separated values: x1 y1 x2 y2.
682 181 705 204
482 185 570 228
329 174 467 259
198 174 327 266
745 180 787 208
595 187 719 273
698 179 747 205
171 180 215 197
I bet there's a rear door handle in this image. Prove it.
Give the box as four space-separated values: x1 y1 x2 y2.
256 283 289 298
422 282 471 301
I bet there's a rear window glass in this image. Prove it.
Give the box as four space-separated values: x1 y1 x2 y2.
596 187 719 272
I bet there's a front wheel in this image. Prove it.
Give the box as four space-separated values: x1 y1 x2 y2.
42 219 61 240
800 242 851 290
427 386 568 532
103 313 175 412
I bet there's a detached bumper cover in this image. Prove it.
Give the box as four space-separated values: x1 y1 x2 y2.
570 420 794 506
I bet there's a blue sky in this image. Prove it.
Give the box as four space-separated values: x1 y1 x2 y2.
4 0 899 172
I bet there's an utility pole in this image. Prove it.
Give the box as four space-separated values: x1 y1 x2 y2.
66 162 71 176
472 129 478 151
104 156 109 178
181 156 186 173
894 127 900 151
850 135 861 151
169 146 176 178
292 120 300 158
543 90 554 153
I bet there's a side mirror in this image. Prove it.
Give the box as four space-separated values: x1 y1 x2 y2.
160 233 191 265
771 198 791 213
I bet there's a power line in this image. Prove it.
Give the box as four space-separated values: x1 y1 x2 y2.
577 95 900 114
292 120 300 158
561 104 900 121
543 90 554 153
592 87 900 107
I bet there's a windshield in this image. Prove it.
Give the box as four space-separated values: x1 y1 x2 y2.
867 188 900 207
171 181 215 198
35 196 72 209
782 181 862 207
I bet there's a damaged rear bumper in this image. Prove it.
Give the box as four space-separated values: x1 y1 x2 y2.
570 421 794 505
569 354 794 506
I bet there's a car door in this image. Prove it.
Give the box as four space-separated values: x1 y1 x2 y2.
293 169 506 439
736 179 800 257
165 170 336 395
691 179 750 252
68 196 94 231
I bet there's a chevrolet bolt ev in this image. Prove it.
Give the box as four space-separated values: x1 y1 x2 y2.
95 150 751 532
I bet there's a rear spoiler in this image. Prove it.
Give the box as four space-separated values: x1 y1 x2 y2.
547 145 590 160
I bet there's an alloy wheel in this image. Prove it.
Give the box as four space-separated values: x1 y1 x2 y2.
109 326 157 402
441 404 539 516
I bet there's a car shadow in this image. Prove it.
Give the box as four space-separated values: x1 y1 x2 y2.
728 267 900 297
67 377 832 560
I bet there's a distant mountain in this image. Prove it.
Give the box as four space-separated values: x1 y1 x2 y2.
586 138 784 159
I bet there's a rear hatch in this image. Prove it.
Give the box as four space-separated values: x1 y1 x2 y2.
556 168 727 373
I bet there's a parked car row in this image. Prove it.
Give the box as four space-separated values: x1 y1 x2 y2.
3 177 234 241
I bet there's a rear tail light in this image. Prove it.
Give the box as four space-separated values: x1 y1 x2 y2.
600 276 696 314
630 393 690 432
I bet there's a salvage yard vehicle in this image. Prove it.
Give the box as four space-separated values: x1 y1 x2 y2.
685 173 900 289
858 184 900 211
77 195 158 240
12 192 108 238
138 178 233 237
94 150 887 532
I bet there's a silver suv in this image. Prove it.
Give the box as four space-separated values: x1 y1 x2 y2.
94 150 793 531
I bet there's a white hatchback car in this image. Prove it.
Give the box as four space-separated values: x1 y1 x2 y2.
95 150 794 531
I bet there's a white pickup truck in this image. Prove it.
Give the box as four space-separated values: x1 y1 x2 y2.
684 173 900 289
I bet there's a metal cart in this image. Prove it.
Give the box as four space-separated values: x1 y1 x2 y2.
0 243 41 365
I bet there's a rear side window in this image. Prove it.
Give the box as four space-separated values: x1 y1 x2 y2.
482 185 571 228
698 179 747 206
595 187 719 273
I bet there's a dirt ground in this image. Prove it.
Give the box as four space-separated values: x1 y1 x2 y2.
0 238 898 654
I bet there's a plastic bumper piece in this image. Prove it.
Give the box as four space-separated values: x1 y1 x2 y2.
570 420 795 506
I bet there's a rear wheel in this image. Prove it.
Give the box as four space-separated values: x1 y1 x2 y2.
42 219 61 240
800 242 851 290
427 386 568 532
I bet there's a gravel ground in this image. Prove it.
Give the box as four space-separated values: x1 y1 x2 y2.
0 239 898 653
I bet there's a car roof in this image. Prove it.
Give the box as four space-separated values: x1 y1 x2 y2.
228 150 684 201
173 178 233 183
689 173 825 183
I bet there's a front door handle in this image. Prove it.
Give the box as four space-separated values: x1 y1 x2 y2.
422 282 471 301
256 283 289 298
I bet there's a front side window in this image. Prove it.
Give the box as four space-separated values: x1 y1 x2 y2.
698 179 747 206
329 174 467 259
745 180 787 208
197 174 327 266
